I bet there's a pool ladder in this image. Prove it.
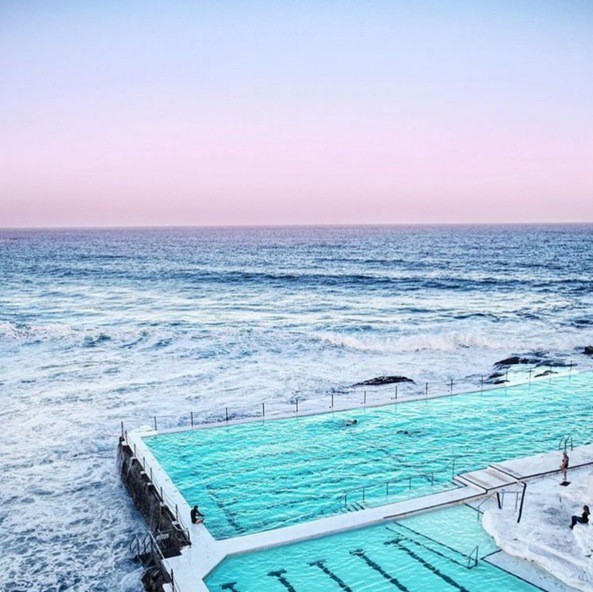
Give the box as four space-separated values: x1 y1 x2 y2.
558 435 574 451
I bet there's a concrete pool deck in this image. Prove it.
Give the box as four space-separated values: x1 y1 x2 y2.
125 421 593 592
483 462 593 592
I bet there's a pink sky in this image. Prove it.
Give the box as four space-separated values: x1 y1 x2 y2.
1 1 592 227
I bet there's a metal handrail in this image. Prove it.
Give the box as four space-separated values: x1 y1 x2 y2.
146 532 179 592
342 458 460 508
467 545 479 569
559 435 574 451
473 482 527 523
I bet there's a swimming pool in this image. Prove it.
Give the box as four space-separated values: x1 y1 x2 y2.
204 505 540 591
144 372 593 539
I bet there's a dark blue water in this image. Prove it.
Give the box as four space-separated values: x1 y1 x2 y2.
1 225 593 591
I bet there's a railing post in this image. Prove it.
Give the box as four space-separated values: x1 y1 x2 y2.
175 504 179 520
528 368 532 382
225 407 229 423
142 456 146 470
160 486 164 501
425 382 428 396
331 393 334 409
362 487 366 501
190 411 194 427
295 399 299 414
517 482 527 523
170 569 175 591
120 421 125 439
133 442 137 456
150 467 153 481
153 416 158 431
449 379 453 393
363 390 367 406
395 385 398 400
480 376 483 392
262 402 265 418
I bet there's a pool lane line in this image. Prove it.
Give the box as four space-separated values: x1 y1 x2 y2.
204 484 246 535
385 522 471 562
268 569 298 592
308 560 355 592
393 540 471 592
220 583 241 591
385 536 467 570
349 549 411 592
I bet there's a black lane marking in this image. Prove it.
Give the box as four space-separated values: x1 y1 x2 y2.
205 484 245 534
395 540 472 592
386 523 469 562
350 549 411 592
268 569 298 592
308 560 354 592
385 536 467 570
221 583 241 591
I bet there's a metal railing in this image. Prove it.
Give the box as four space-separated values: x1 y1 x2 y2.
467 545 479 569
130 531 180 592
386 522 481 570
342 456 463 508
559 434 574 451
473 482 527 523
122 362 577 434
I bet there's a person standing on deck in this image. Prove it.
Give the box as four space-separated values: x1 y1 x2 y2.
560 451 569 482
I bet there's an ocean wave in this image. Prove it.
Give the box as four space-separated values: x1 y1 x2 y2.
82 333 112 347
314 331 510 354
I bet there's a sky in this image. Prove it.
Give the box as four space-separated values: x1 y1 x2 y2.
1 0 592 227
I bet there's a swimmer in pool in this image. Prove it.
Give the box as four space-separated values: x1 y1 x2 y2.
344 419 358 426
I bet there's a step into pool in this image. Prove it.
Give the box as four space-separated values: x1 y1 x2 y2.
204 505 540 591
144 372 593 539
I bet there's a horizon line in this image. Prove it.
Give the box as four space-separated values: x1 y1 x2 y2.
2 221 593 231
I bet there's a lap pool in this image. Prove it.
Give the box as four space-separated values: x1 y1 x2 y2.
204 505 540 591
144 372 593 540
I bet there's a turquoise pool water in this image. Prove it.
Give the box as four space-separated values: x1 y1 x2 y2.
145 372 593 539
205 505 540 591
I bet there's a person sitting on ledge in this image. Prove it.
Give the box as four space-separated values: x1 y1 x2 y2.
569 505 590 530
190 505 205 524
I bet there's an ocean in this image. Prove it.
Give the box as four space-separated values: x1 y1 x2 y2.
2 224 593 591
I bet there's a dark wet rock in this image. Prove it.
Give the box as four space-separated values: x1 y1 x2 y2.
534 359 570 368
573 319 593 327
491 379 509 385
488 372 505 380
494 355 539 369
353 375 415 387
535 370 557 378
583 346 593 356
